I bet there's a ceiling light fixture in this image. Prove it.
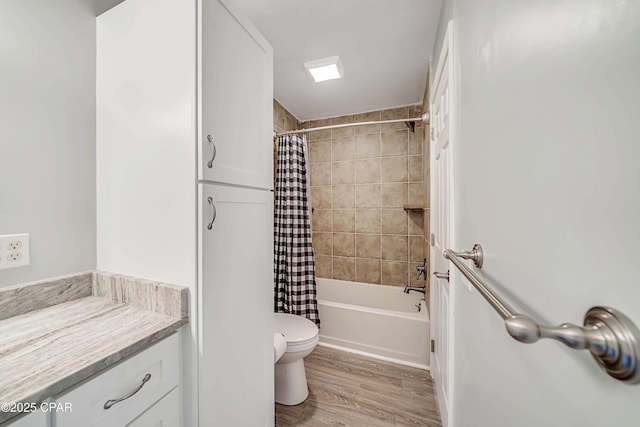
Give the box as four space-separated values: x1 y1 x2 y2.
304 56 343 83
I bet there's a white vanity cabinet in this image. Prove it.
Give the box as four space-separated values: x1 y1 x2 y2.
54 334 180 427
6 411 47 427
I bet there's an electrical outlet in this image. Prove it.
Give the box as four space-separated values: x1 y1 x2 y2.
7 251 22 262
0 233 30 270
8 240 22 250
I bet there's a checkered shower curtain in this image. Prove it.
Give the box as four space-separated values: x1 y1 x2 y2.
274 134 320 326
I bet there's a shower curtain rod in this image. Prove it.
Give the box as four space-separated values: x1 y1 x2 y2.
274 114 429 137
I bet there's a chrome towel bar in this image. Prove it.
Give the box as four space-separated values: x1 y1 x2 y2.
443 244 640 384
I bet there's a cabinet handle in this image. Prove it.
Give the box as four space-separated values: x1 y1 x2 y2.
206 134 216 168
103 373 151 410
207 196 217 230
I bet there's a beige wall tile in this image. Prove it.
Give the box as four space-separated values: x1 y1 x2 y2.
333 209 355 233
356 258 381 284
355 184 381 208
309 118 332 140
355 209 380 234
309 139 331 163
354 110 381 135
408 104 423 118
332 185 355 208
315 255 332 278
285 114 298 132
331 115 355 138
408 211 424 236
356 234 381 259
311 185 332 209
300 102 429 294
310 163 331 185
408 182 424 205
381 183 408 207
408 155 423 181
333 233 355 257
423 208 430 240
355 133 380 159
381 130 408 156
409 236 424 262
332 136 355 161
381 106 409 131
382 208 408 235
333 257 355 281
381 156 408 183
409 128 422 154
332 161 355 184
312 232 332 255
355 158 380 184
382 235 408 261
382 260 408 286
312 209 332 232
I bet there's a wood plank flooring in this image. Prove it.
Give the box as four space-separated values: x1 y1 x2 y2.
276 346 442 427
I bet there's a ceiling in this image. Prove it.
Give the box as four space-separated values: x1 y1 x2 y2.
93 0 442 121
234 0 442 121
92 0 126 15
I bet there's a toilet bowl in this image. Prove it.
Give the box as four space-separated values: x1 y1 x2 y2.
274 313 319 405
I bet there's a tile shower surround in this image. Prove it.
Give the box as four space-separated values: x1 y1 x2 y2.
305 105 428 289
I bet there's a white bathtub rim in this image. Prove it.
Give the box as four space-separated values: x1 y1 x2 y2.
317 299 429 321
317 342 430 371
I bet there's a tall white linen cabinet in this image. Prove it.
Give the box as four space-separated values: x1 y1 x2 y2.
96 0 274 425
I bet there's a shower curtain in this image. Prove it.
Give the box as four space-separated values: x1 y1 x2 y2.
274 134 320 326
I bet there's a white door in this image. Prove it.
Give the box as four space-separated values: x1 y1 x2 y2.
430 21 453 427
198 183 274 426
199 0 273 189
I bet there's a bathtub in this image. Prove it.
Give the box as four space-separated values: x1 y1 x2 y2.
316 278 430 369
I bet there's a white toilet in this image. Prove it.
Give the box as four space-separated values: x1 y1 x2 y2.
274 313 319 405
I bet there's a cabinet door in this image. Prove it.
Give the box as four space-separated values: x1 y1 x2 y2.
198 184 274 426
200 0 273 189
6 411 47 427
127 388 180 427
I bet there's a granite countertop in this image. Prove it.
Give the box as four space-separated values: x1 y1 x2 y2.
0 271 189 424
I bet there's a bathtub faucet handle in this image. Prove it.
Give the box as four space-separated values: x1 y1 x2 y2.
416 258 428 280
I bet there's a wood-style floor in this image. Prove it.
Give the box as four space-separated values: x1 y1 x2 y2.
276 346 442 427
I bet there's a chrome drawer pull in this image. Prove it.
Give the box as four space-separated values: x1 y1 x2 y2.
103 373 151 410
206 134 216 168
207 196 217 230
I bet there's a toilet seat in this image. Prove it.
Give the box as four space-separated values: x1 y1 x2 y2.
274 313 318 351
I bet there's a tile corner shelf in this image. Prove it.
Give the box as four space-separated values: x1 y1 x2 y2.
403 204 425 212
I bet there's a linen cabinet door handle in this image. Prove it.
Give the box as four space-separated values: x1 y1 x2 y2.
206 134 216 168
207 196 217 230
103 373 151 410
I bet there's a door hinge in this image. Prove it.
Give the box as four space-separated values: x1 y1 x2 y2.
430 233 435 246
431 339 435 353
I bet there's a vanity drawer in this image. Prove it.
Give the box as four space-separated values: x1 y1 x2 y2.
55 333 179 427
127 387 180 427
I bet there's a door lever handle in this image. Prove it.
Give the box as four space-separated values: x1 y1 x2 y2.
433 270 449 281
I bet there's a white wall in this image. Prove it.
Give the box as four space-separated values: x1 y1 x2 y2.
433 1 640 426
0 0 98 287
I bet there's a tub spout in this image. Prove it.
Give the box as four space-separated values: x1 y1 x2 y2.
403 285 426 295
